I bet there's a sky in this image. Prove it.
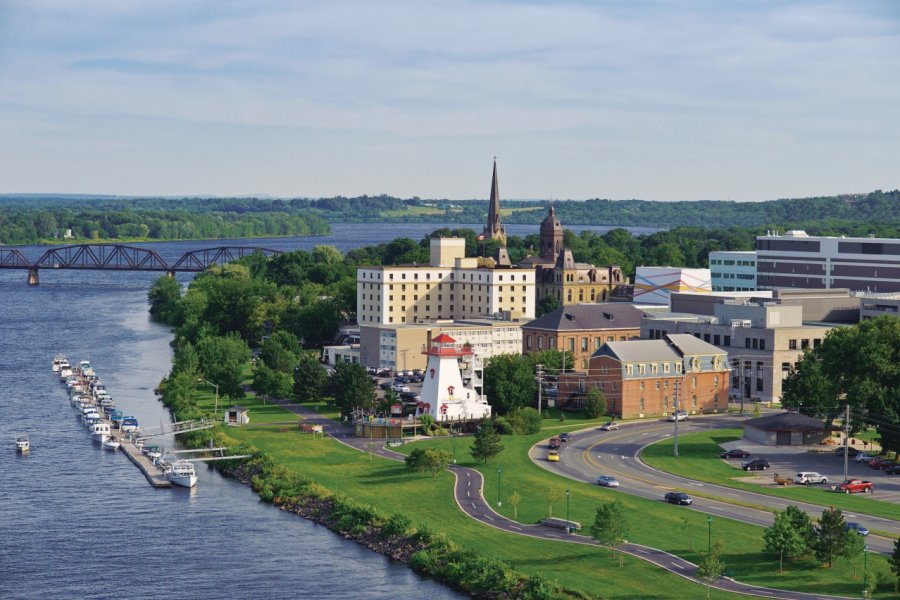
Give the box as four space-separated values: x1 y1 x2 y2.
0 1 898 201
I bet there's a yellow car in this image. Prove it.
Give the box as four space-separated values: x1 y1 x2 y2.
547 450 560 462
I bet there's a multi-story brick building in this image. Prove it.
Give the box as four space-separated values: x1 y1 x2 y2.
558 334 729 419
521 303 647 370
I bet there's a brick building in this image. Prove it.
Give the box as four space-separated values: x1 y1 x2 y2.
558 334 730 419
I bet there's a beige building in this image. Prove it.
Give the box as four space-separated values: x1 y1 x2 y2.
362 316 527 375
357 237 535 366
641 299 840 404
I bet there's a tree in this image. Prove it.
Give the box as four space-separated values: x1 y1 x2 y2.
536 294 560 317
764 509 808 572
546 488 561 518
507 407 543 434
590 500 629 565
509 491 522 520
405 447 451 478
253 362 293 402
469 419 504 463
815 507 849 568
293 351 329 403
195 333 252 399
842 530 866 580
696 541 726 600
583 388 607 419
148 276 183 325
483 354 537 415
327 361 376 417
889 537 900 593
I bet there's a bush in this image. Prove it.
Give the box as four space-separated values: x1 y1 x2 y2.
583 388 607 419
508 407 543 434
494 416 513 435
381 513 411 539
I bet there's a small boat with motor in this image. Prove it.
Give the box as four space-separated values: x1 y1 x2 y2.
52 355 67 372
77 360 95 377
120 416 139 434
143 445 162 460
16 433 30 453
163 460 198 488
102 438 120 451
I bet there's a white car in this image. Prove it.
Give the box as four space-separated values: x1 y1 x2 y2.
796 472 828 485
599 421 619 431
391 384 411 393
667 411 688 422
855 452 875 463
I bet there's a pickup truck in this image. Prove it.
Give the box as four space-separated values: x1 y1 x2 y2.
838 479 874 494
548 436 561 449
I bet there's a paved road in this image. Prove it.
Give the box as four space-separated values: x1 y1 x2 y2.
276 402 859 600
535 414 898 556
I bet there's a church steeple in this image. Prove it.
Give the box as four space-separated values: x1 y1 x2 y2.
482 158 507 246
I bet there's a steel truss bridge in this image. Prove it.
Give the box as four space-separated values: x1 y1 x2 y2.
0 244 282 284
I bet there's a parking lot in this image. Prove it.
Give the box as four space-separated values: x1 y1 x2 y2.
718 439 900 503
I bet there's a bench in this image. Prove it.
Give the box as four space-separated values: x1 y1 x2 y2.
540 517 582 532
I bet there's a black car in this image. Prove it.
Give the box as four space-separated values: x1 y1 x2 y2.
834 446 861 457
719 449 751 459
559 432 572 442
664 492 692 505
742 458 770 471
884 463 900 475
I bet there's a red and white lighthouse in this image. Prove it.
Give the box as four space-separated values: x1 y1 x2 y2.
419 333 491 422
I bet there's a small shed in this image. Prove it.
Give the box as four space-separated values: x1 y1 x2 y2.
742 412 828 446
225 406 250 426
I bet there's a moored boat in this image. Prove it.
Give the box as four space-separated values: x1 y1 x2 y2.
16 433 30 453
120 416 139 433
77 360 95 377
143 445 162 460
52 354 67 372
163 460 198 488
102 438 120 451
91 422 112 443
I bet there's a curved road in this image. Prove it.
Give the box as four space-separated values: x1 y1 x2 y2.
277 403 861 600
533 414 898 556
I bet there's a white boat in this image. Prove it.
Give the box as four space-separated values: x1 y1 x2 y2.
102 438 120 451
78 360 95 377
91 422 112 442
52 354 67 372
120 416 139 433
59 367 73 379
16 433 29 453
164 460 197 488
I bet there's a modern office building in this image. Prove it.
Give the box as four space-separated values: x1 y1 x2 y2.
859 292 900 320
641 299 839 404
756 230 900 293
709 250 757 291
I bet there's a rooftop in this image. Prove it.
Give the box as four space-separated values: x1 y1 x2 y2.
524 303 648 332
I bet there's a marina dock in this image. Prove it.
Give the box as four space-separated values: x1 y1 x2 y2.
118 433 172 488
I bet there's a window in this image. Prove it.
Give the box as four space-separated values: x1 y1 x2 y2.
713 375 719 386
664 395 669 410
713 334 720 345
640 381 645 392
801 339 809 349
663 363 670 373
760 339 766 351
724 335 731 346
781 362 790 379
578 379 586 393
756 361 764 392
691 395 697 408
626 365 633 375
752 338 758 350
692 376 697 389
537 336 543 350
594 337 601 350
745 338 752 349
581 337 588 352
639 397 645 412
788 339 797 350
526 335 532 350
568 338 575 352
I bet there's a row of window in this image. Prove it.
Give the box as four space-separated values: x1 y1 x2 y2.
710 259 756 267
524 334 627 351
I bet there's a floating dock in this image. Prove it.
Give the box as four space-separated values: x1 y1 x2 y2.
117 433 172 488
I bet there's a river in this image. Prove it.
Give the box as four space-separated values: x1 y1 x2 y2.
0 221 649 599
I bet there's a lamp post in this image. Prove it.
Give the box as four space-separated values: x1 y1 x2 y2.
707 515 712 553
451 425 457 464
198 378 220 418
497 468 502 507
565 488 571 533
863 544 868 597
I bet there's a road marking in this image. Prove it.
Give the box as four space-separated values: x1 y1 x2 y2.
673 564 684 570
510 525 522 531
471 503 477 509
484 515 494 521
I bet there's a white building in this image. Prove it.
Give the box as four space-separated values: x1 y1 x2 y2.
418 333 492 422
634 267 712 305
709 251 757 292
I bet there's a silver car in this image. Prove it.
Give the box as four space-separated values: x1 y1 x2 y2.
599 421 619 431
597 475 620 487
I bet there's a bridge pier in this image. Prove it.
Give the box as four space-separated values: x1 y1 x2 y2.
166 270 176 278
27 268 39 286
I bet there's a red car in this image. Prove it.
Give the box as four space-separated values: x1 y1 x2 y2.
869 458 892 469
719 449 751 459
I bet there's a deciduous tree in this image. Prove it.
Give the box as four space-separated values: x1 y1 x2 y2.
815 507 849 568
590 500 629 565
696 541 726 599
764 509 808 572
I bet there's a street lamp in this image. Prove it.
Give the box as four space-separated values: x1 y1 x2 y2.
497 468 502 507
565 488 571 533
863 544 868 597
451 425 457 464
197 378 220 418
707 515 712 553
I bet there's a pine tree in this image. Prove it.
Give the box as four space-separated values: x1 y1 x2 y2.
815 507 849 568
469 419 504 463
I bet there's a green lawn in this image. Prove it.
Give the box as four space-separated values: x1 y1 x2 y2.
641 429 900 522
397 430 894 598
219 403 745 599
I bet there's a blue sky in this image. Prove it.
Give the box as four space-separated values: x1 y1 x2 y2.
0 1 898 201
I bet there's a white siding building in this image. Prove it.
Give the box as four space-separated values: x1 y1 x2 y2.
709 251 757 292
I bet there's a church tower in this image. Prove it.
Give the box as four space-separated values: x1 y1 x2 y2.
482 159 507 246
540 205 563 261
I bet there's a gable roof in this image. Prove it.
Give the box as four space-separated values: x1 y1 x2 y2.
600 339 681 362
524 303 648 332
665 333 725 356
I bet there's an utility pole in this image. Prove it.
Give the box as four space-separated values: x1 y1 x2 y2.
738 355 744 415
673 380 680 457
536 363 544 416
843 403 850 483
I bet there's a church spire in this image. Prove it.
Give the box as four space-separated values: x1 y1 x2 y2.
482 158 507 246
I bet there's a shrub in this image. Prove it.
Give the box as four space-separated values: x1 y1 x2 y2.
494 416 513 435
583 388 607 419
381 513 411 539
508 407 542 434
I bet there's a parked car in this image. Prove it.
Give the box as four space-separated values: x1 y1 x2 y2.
547 450 560 462
869 458 893 470
719 449 752 459
795 472 828 485
391 384 411 393
548 437 561 449
742 458 770 471
834 446 861 457
599 421 619 431
664 492 692 505
846 522 870 536
855 452 875 463
559 432 572 442
597 475 620 488
667 410 688 422
884 464 900 475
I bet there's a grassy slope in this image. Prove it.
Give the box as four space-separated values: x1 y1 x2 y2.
641 429 900 522
200 394 745 599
